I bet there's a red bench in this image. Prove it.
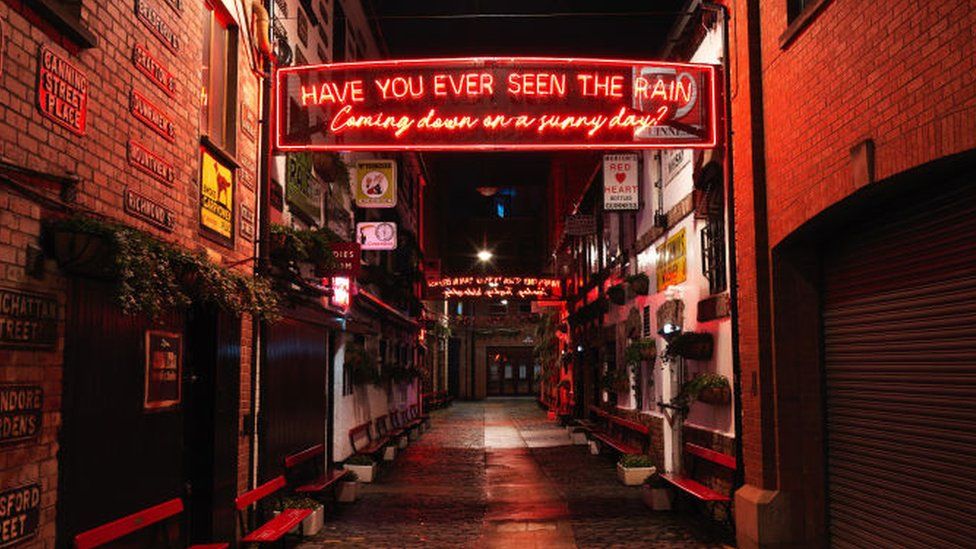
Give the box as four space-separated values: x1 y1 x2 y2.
402 406 424 431
284 444 349 495
380 412 407 440
585 405 650 455
409 403 430 427
73 498 226 549
235 476 312 544
349 421 390 458
660 443 736 524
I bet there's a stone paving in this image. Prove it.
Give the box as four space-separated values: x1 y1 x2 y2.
298 399 729 548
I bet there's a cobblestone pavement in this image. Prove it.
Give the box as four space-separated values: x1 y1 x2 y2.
298 399 729 548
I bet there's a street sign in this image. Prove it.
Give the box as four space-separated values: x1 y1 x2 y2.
354 160 397 208
356 221 397 250
603 154 639 210
565 214 596 236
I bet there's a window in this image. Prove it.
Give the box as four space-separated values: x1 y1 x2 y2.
696 163 727 295
201 2 239 153
17 0 97 48
787 0 816 22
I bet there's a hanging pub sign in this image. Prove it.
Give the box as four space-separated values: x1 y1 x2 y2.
0 286 58 349
656 228 687 292
354 160 397 208
132 44 176 97
565 214 596 236
36 45 89 135
276 57 717 151
426 276 562 300
199 148 235 243
128 140 175 186
285 152 322 222
0 483 40 547
144 330 181 411
356 221 397 250
325 242 361 276
124 188 175 232
0 385 43 446
603 154 639 210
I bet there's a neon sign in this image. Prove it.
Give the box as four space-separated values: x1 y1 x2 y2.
277 57 718 151
426 277 562 300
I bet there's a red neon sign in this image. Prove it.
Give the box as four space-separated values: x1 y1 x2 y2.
426 276 562 300
276 57 718 151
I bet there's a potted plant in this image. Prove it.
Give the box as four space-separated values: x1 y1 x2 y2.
343 454 376 483
607 283 627 305
336 470 359 503
617 453 657 486
626 273 651 295
681 372 731 405
270 496 324 536
640 472 672 510
664 331 714 360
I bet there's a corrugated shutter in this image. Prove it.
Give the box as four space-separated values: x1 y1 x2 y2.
823 182 976 547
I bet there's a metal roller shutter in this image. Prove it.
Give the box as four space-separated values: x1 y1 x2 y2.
823 182 976 547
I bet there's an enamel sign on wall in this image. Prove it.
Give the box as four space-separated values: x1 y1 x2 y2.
355 160 397 208
356 222 397 250
603 154 639 210
277 57 718 151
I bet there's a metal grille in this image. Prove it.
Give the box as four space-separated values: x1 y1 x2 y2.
823 182 976 547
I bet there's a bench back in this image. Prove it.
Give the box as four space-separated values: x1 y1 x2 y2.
349 422 372 452
389 410 402 429
74 498 183 549
235 476 286 511
284 444 325 469
374 414 388 435
686 443 736 470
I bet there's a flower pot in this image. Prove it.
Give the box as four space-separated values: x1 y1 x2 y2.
273 505 324 536
698 385 731 405
336 480 359 503
617 463 657 486
383 445 397 461
344 463 375 483
640 484 672 511
589 440 600 455
669 332 714 360
51 229 115 279
571 430 588 445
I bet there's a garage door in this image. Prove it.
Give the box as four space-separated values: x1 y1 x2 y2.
823 182 976 547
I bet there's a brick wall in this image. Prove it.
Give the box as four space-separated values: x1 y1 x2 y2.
0 0 261 546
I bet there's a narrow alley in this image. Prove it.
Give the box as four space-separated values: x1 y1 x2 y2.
300 400 727 548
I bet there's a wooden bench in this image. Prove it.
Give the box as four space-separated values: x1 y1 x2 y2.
660 443 736 524
74 497 227 549
585 405 650 455
403 406 424 431
349 421 390 458
284 444 349 495
235 476 312 544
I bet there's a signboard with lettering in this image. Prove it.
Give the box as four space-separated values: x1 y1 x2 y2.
285 152 322 222
132 44 176 97
199 148 235 242
241 102 257 141
603 154 639 210
356 221 397 250
128 140 175 186
354 160 397 208
131 88 176 142
240 202 255 241
656 228 687 292
36 46 89 135
144 330 181 411
324 242 361 276
565 214 596 236
124 188 175 232
277 57 717 151
134 0 181 54
0 483 40 547
426 276 562 300
0 287 57 349
662 148 689 185
0 385 42 446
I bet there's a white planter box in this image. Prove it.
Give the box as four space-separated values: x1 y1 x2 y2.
571 430 588 445
273 505 324 537
398 435 409 449
383 445 396 461
589 440 600 455
344 463 375 483
336 481 359 503
640 484 672 510
617 463 656 486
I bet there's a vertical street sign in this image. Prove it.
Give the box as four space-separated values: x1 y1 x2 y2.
603 154 639 210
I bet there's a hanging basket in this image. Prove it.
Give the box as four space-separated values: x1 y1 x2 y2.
698 385 731 405
607 284 627 305
638 340 657 359
627 273 650 295
49 228 115 279
666 332 714 360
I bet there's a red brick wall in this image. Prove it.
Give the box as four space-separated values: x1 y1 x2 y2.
0 1 261 546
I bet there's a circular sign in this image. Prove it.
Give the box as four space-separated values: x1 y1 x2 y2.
375 222 395 242
361 170 389 197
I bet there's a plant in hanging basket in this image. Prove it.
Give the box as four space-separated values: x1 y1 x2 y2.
626 273 651 295
345 343 380 386
625 339 656 365
664 331 714 360
679 372 730 406
607 284 627 305
47 223 116 279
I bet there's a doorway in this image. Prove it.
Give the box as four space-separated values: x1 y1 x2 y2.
486 346 536 396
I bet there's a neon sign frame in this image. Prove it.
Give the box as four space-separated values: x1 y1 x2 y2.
276 57 719 152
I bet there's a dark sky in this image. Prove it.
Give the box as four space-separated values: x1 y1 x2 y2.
368 0 688 276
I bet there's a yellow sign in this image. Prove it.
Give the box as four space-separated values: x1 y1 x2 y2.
354 160 397 208
656 228 686 292
200 148 234 241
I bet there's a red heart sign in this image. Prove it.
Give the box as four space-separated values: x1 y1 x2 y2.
615 172 626 183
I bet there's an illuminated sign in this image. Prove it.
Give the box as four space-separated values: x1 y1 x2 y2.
656 228 686 292
603 154 639 210
133 44 176 97
200 148 235 242
427 277 562 300
356 222 397 250
324 242 361 276
285 152 322 222
36 46 88 135
277 57 717 151
355 160 397 208
329 276 351 312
